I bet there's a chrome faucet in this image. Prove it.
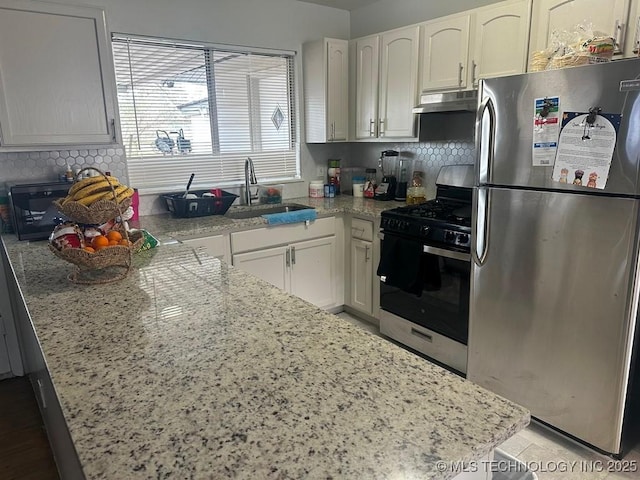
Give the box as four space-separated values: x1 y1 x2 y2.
244 157 258 205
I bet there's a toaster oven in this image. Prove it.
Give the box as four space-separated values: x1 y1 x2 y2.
8 182 70 240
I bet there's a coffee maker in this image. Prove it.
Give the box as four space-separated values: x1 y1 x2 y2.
374 150 398 201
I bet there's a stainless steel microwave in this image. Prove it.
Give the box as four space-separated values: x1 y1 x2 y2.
8 182 70 240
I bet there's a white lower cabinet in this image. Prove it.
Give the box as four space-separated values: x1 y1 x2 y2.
350 238 373 316
346 216 378 318
230 217 342 310
233 237 337 309
233 245 290 292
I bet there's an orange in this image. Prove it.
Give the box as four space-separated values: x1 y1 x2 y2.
92 235 109 248
108 239 119 246
106 231 123 242
119 239 131 247
83 246 95 253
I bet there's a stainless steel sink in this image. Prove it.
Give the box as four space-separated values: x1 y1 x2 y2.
225 203 312 219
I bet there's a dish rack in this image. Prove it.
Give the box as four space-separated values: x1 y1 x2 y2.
49 167 144 284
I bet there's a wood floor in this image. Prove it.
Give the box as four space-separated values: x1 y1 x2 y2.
0 377 58 480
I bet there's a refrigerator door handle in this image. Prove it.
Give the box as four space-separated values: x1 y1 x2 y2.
475 95 496 185
472 187 490 266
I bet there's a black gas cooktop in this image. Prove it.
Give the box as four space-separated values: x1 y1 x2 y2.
381 198 472 250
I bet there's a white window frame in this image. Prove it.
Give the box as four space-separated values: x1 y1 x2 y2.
111 34 300 194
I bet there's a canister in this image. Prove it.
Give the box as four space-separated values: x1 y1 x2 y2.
352 176 366 197
309 180 324 198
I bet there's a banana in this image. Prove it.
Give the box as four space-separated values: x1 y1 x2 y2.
68 175 119 197
115 187 135 204
77 189 114 206
71 179 120 201
95 184 129 202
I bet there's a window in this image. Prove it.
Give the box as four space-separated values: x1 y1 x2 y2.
111 36 298 191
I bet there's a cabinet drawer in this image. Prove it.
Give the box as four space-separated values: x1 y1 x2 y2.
182 235 228 259
231 216 335 253
351 217 373 241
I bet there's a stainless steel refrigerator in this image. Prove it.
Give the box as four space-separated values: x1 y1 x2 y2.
468 58 640 455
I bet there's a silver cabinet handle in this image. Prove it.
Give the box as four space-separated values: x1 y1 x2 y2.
110 118 117 142
291 246 296 265
614 19 625 53
471 60 478 87
458 62 464 87
379 118 385 136
634 15 640 54
365 245 370 261
286 248 291 267
369 118 375 136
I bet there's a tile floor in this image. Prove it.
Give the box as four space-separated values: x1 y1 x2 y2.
336 311 640 480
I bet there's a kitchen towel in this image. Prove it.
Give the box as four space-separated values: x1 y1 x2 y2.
262 209 317 225
376 235 441 296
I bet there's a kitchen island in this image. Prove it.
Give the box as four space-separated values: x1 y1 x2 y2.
2 231 529 479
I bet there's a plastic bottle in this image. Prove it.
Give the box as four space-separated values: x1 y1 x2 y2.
363 168 377 198
327 159 341 195
65 162 74 183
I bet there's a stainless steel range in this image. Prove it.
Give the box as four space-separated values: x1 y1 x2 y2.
377 165 473 374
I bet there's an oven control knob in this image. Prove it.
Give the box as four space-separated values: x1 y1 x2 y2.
445 231 455 242
458 233 469 244
421 225 430 235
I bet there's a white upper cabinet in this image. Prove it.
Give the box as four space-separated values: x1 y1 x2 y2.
0 1 117 148
420 14 471 92
471 0 532 86
629 0 640 57
303 38 348 143
354 36 380 139
378 26 420 138
529 0 631 56
420 0 531 93
352 26 419 140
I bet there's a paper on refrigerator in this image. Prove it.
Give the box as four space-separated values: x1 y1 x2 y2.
551 112 621 189
532 96 561 166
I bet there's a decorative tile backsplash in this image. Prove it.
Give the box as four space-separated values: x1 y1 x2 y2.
0 148 128 188
347 140 476 199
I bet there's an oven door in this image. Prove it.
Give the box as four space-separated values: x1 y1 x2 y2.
379 233 470 345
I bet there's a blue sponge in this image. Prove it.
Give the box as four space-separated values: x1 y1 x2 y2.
262 209 317 225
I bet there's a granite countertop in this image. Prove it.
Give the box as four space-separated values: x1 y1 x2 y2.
140 195 406 239
2 234 529 479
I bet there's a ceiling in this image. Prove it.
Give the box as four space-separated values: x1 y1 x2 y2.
296 0 380 11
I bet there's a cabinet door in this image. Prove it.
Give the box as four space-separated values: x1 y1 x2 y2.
327 40 349 141
379 26 419 138
530 0 630 55
0 1 116 146
420 15 471 92
354 36 380 139
290 236 336 309
232 246 290 292
350 238 373 316
472 1 531 85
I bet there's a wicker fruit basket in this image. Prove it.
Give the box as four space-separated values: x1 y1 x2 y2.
49 167 140 284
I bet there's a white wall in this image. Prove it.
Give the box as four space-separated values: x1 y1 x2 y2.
350 0 503 38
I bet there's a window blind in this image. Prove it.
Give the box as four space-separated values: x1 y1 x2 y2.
111 36 298 191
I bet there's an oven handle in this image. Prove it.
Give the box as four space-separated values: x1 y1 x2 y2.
423 245 470 262
378 232 470 262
